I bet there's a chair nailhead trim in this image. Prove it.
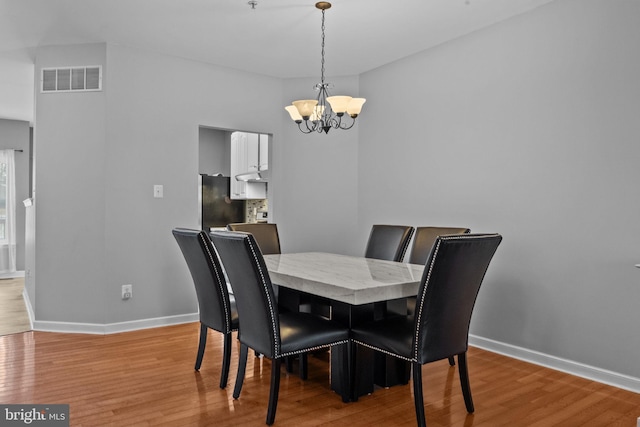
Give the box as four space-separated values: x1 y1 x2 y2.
413 239 440 361
199 232 235 334
278 339 349 359
246 236 281 356
353 340 416 363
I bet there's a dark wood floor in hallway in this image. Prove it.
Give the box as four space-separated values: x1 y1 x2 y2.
1 323 638 426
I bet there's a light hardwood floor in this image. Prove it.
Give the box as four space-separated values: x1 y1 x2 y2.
0 277 31 336
1 323 638 426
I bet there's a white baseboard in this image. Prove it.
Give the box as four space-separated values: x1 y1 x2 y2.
22 287 34 330
32 313 199 335
470 334 640 394
0 270 25 279
22 284 199 334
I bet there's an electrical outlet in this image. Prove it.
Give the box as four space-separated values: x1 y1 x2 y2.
122 284 132 300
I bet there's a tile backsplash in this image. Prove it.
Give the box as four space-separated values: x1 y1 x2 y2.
246 199 268 223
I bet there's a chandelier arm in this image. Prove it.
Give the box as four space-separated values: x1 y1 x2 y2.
334 114 343 129
298 122 314 134
305 120 320 133
337 116 357 130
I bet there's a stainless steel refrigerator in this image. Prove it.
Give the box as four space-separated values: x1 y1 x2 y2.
199 174 246 231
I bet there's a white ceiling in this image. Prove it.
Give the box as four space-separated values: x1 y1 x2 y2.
0 0 556 79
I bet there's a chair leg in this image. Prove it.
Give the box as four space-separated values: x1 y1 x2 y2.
194 323 207 371
412 362 426 427
448 356 455 366
458 352 475 413
233 343 248 399
219 333 232 389
299 353 308 380
266 359 282 425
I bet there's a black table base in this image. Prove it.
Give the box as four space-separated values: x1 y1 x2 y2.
279 287 411 402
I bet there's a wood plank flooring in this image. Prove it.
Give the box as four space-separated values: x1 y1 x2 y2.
0 277 31 336
1 323 638 426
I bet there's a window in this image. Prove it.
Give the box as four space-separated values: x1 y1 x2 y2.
0 161 7 242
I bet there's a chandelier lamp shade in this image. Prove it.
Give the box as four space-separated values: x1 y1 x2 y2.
285 2 366 134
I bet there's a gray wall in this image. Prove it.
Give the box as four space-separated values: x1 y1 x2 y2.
32 42 284 326
0 118 30 271
0 50 34 122
357 0 640 380
34 43 108 324
276 76 361 255
198 127 230 176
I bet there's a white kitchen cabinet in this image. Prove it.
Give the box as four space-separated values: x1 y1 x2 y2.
259 133 269 171
246 133 260 172
230 132 246 199
230 131 266 200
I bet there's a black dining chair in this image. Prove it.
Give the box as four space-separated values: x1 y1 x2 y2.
209 230 350 426
407 226 471 265
226 222 308 379
364 224 415 262
172 228 239 389
363 224 416 331
226 222 281 255
351 233 502 427
407 227 471 368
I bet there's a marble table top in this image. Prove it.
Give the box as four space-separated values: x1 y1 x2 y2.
263 252 425 305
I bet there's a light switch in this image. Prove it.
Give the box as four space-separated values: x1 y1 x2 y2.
153 185 164 198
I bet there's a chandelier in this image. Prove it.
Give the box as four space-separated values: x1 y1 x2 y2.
284 2 366 134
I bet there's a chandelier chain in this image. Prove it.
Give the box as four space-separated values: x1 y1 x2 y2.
320 9 326 85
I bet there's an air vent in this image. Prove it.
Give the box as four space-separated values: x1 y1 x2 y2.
41 66 102 93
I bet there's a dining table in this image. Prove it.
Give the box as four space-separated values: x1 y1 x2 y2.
263 252 425 402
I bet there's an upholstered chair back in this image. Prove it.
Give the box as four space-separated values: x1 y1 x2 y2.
172 228 234 334
227 223 281 255
408 226 470 265
364 224 415 262
210 231 280 359
412 234 502 364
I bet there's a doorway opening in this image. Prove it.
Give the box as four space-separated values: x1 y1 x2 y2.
198 126 272 231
